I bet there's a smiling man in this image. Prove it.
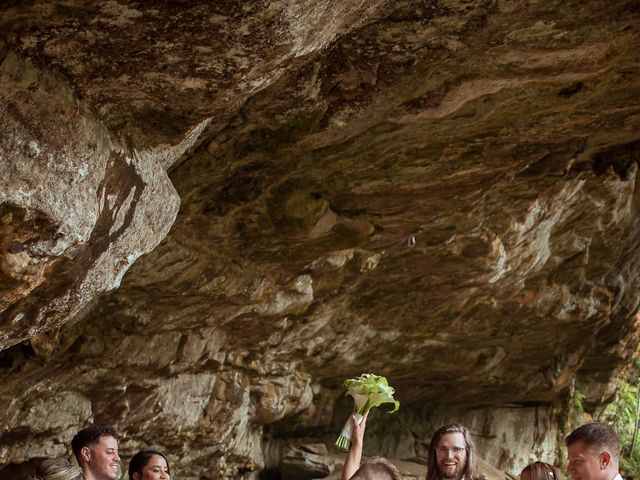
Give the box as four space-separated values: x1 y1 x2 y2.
426 424 484 480
340 420 483 480
71 425 121 480
566 423 621 480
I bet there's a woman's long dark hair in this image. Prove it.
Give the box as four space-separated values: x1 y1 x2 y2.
128 450 170 479
426 423 481 480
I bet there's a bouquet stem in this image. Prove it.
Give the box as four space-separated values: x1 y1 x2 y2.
335 413 364 450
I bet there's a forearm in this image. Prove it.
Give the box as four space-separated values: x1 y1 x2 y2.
340 438 363 480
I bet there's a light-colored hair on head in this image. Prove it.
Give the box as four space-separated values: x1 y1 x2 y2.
34 458 82 480
353 456 402 480
520 461 562 480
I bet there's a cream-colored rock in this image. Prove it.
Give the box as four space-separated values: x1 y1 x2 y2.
0 53 181 350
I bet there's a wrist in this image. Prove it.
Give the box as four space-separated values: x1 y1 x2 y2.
351 437 364 448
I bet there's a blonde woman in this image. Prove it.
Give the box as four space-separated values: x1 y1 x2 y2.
31 457 82 480
340 414 401 480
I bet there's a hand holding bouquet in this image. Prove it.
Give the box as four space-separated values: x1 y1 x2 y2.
335 373 400 450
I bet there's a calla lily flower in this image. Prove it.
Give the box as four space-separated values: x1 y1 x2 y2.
335 373 400 450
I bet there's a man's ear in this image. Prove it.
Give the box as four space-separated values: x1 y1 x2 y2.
600 451 612 469
80 446 92 463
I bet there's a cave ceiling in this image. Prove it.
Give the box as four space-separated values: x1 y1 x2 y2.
1 0 640 478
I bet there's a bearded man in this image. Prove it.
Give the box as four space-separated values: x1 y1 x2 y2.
426 424 484 480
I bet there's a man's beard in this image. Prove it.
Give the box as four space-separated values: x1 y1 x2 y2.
439 461 466 480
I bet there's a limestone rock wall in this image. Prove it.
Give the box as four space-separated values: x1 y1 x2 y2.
350 404 561 474
1 1 640 479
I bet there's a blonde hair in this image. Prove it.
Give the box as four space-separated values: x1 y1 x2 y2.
355 457 402 480
33 458 82 480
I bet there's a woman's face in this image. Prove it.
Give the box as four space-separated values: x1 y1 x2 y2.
134 454 170 480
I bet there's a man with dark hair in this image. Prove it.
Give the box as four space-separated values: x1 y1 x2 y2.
71 425 121 480
566 423 621 480
425 423 484 480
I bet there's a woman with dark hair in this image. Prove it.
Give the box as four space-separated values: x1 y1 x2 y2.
520 461 562 480
128 450 170 480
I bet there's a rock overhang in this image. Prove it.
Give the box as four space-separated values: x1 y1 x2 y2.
1 1 640 478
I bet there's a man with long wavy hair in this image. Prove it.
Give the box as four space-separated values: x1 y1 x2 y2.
426 424 483 480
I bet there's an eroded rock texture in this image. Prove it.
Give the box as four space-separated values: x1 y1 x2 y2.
1 1 640 479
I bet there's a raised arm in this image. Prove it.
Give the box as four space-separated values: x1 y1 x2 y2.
340 414 367 480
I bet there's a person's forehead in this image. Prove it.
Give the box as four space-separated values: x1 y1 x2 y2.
568 441 597 458
97 435 118 449
438 432 466 447
146 455 168 467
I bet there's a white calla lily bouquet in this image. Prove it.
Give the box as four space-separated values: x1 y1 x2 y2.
335 373 400 450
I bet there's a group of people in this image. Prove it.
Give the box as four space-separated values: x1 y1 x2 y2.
340 417 623 480
30 420 622 480
30 425 169 480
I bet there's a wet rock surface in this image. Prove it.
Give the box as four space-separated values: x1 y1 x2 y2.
1 1 640 479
